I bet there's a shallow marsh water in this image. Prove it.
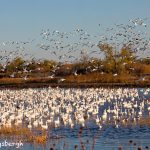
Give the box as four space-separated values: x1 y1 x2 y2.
0 87 150 150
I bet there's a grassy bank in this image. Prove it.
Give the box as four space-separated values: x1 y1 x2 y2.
0 73 150 89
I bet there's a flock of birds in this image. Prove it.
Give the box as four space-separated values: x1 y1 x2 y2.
0 18 150 67
0 87 150 130
0 18 150 150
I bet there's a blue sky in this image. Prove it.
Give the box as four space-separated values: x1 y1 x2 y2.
0 0 150 40
0 0 150 60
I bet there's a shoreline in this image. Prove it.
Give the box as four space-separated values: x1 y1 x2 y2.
0 82 149 89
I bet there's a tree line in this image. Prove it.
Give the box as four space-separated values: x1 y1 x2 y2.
0 43 150 78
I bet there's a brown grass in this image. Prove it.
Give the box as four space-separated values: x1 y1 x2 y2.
0 72 150 87
0 78 24 84
0 77 57 84
65 72 138 83
0 126 47 144
143 64 150 74
138 117 150 126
